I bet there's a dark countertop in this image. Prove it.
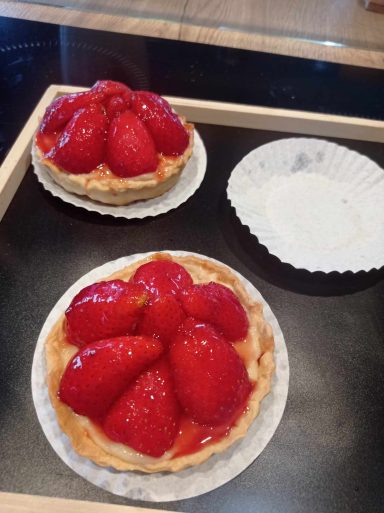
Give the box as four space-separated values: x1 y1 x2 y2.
0 16 383 513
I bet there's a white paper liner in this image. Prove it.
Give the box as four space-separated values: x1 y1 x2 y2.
227 138 384 273
32 131 207 219
31 251 289 502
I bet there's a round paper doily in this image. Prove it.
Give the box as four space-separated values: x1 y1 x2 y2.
227 138 384 273
32 251 289 502
32 131 207 219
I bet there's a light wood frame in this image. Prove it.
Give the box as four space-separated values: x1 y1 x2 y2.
0 492 180 513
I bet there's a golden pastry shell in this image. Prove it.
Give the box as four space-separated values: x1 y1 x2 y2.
33 120 194 206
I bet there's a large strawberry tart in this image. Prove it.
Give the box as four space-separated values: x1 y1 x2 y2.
45 253 275 472
33 81 194 205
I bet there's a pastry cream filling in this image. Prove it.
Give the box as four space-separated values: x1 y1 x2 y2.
77 416 174 464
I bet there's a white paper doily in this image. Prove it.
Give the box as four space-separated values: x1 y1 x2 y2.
32 131 207 219
31 251 289 502
227 138 384 273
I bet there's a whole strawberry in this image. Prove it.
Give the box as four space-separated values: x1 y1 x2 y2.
48 104 108 174
179 282 249 342
91 80 131 98
106 110 158 177
65 280 147 347
132 91 189 156
170 318 252 426
104 95 128 120
103 358 180 457
137 295 186 348
131 259 193 301
59 335 163 420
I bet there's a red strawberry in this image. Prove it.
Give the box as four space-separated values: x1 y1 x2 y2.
35 130 60 154
131 91 189 156
39 90 103 135
59 335 163 420
65 280 147 347
106 110 158 177
48 104 108 174
39 82 130 136
104 95 127 120
91 80 131 98
103 358 180 457
169 318 252 426
137 295 186 348
179 282 249 342
131 260 193 301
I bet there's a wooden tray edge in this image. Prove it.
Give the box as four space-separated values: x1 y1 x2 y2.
0 491 180 513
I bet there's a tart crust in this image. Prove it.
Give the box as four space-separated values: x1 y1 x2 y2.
45 253 275 473
33 122 194 206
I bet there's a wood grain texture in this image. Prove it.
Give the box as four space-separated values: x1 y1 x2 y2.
0 1 182 40
366 0 384 6
0 492 180 513
1 1 384 68
365 0 384 13
182 0 384 49
25 0 186 22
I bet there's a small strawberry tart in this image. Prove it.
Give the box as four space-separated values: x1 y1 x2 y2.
33 81 194 205
45 253 275 472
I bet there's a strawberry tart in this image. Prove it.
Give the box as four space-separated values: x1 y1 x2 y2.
45 253 275 472
33 81 194 205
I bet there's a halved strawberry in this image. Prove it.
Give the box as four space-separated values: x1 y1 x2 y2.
39 90 103 135
59 335 163 420
103 358 180 457
130 259 193 301
47 104 108 174
91 80 131 98
65 280 147 347
170 318 252 426
106 110 158 177
179 282 249 342
137 295 186 348
131 91 189 156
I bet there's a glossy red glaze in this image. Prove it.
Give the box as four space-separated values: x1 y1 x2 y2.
36 81 191 178
172 385 253 458
106 110 159 177
131 91 189 156
59 335 163 420
130 259 193 301
35 130 60 154
170 319 253 426
65 280 147 347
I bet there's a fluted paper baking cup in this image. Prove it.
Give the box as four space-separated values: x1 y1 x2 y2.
31 251 289 502
32 130 207 219
227 138 384 273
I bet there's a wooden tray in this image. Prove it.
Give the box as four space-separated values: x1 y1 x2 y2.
1 85 384 512
1 84 384 222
